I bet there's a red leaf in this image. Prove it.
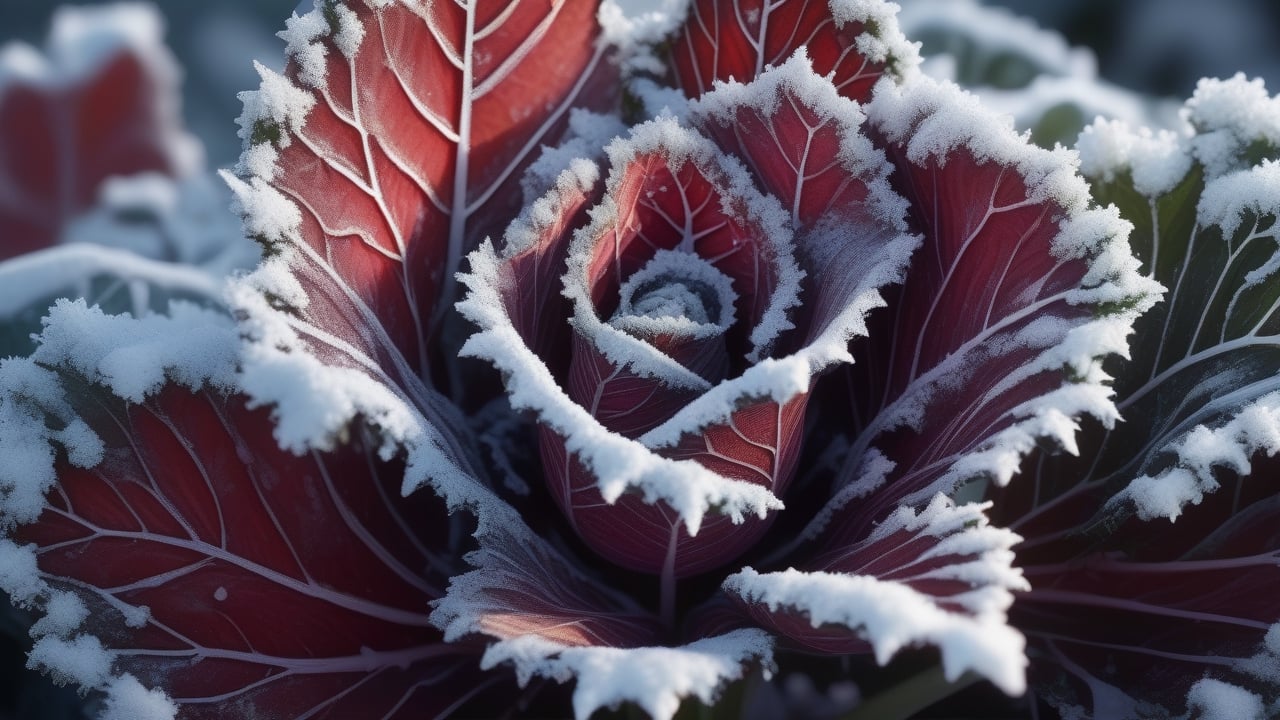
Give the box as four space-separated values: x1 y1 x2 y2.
532 125 808 575
0 6 195 261
817 76 1147 548
539 395 806 577
577 146 787 364
721 498 1028 693
19 385 501 717
668 0 914 103
236 0 618 380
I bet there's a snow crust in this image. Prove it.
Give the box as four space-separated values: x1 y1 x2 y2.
31 299 238 403
1186 678 1265 720
1184 74 1280 178
1077 119 1193 198
228 255 433 459
634 55 920 448
1118 391 1280 521
562 114 803 385
829 0 921 74
432 501 773 720
1080 74 1280 207
231 62 314 182
610 249 737 337
278 2 364 88
600 0 691 77
1198 159 1280 238
723 556 1027 695
99 675 178 720
832 71 1161 507
521 109 625 207
0 298 236 532
0 290 267 717
460 239 785 535
870 73 1087 211
279 9 330 89
729 495 1029 697
28 634 112 689
479 629 774 720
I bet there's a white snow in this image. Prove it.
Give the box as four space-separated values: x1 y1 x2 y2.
1118 391 1280 521
61 172 258 277
1185 678 1265 720
0 540 42 604
610 249 737 337
0 360 94 525
332 5 366 59
31 299 239 403
599 0 692 77
829 0 921 72
564 113 803 372
869 73 1086 211
1198 159 1280 238
28 634 113 689
232 62 315 181
99 674 178 720
479 629 774 720
0 244 224 324
227 260 420 457
220 172 303 245
521 109 625 206
1077 118 1193 198
278 10 330 89
459 240 785 536
29 591 88 638
723 564 1027 695
1184 74 1280 178
811 69 1163 510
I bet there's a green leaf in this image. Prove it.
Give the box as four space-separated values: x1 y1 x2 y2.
989 81 1280 718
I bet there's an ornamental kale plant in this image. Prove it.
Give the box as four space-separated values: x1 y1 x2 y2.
0 1 1278 719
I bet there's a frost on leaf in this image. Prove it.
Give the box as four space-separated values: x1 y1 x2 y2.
724 498 1030 695
458 57 918 577
0 3 199 261
810 72 1158 549
0 304 518 718
993 77 1280 718
224 0 619 383
667 0 919 103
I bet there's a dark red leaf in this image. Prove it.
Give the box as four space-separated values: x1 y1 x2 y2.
721 498 1028 693
668 0 914 103
539 395 806 577
18 385 500 717
816 77 1150 549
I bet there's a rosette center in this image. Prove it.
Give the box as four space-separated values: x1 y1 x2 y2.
610 249 736 338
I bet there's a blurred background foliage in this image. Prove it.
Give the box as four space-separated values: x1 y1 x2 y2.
2 0 1279 163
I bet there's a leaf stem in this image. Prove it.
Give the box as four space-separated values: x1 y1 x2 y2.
839 667 981 720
